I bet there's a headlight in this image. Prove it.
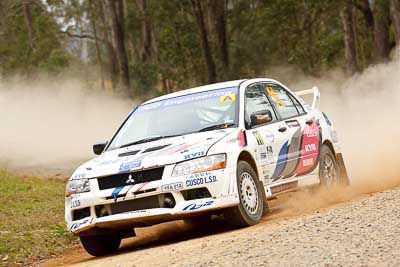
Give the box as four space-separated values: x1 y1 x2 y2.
172 154 226 177
66 179 90 196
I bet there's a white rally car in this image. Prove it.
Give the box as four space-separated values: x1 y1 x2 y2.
65 78 348 256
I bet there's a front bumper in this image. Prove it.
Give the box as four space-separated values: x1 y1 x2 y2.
66 167 239 235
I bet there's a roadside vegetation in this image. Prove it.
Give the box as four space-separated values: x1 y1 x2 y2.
1 1 400 96
0 170 78 266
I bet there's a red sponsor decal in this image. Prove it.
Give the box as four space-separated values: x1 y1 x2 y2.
271 181 298 194
295 118 320 174
135 182 149 192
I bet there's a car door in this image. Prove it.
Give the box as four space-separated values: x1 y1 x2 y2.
264 83 320 180
244 83 289 185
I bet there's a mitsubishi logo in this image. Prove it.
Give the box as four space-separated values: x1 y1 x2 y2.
126 174 135 184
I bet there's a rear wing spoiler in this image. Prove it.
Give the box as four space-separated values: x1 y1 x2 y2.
294 86 320 110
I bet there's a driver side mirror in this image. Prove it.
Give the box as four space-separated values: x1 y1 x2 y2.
93 142 108 155
250 110 273 127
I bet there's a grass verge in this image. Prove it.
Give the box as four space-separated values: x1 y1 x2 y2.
0 170 78 266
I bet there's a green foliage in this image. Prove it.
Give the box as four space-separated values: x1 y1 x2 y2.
39 48 70 73
0 0 398 94
130 63 159 95
0 170 78 265
0 1 71 77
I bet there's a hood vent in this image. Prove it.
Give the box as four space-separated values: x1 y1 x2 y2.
118 150 140 157
142 144 171 153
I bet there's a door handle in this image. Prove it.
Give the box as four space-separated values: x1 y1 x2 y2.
306 119 313 125
278 126 287 132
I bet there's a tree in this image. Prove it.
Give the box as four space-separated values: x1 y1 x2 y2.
105 0 131 91
136 0 157 63
341 0 358 74
373 0 392 61
22 0 35 51
391 0 400 44
191 0 217 83
210 0 229 79
0 0 69 77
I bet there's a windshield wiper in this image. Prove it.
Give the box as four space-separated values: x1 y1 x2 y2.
119 134 182 148
197 123 235 133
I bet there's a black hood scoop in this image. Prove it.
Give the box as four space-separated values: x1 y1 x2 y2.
142 144 171 153
118 150 140 157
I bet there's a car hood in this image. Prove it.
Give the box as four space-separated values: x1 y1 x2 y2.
71 129 235 180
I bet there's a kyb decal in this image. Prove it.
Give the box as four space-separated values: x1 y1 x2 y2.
184 151 205 160
305 143 317 152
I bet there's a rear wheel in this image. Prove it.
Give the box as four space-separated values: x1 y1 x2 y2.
319 145 348 187
224 161 264 227
79 234 121 256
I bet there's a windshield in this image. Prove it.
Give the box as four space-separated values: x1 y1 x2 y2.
108 86 239 149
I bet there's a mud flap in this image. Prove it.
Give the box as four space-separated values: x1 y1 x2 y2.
259 181 270 215
336 153 350 185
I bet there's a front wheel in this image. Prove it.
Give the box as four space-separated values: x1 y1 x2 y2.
79 234 121 256
224 161 264 227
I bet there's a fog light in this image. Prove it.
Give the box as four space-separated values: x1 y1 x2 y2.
162 193 175 208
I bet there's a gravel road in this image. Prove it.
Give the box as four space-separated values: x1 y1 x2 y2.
42 184 400 267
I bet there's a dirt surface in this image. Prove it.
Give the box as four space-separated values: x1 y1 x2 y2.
40 184 400 267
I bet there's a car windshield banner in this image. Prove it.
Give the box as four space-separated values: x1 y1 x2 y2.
136 86 238 113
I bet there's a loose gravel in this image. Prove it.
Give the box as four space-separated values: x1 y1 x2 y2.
66 186 400 267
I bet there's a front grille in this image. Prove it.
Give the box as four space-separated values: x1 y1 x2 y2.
97 167 164 190
95 193 175 217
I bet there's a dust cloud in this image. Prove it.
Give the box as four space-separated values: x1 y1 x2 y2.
267 48 400 215
268 49 400 188
0 77 133 176
0 50 399 186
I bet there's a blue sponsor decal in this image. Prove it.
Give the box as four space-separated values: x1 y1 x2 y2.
184 151 204 160
185 172 217 187
99 158 125 166
136 87 238 113
183 200 214 211
119 160 142 172
272 141 289 180
70 218 90 231
111 186 124 201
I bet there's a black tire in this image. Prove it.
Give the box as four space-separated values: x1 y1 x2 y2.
79 234 121 257
224 161 264 227
319 145 347 188
184 213 212 228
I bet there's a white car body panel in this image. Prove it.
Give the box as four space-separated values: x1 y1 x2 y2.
65 78 344 235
